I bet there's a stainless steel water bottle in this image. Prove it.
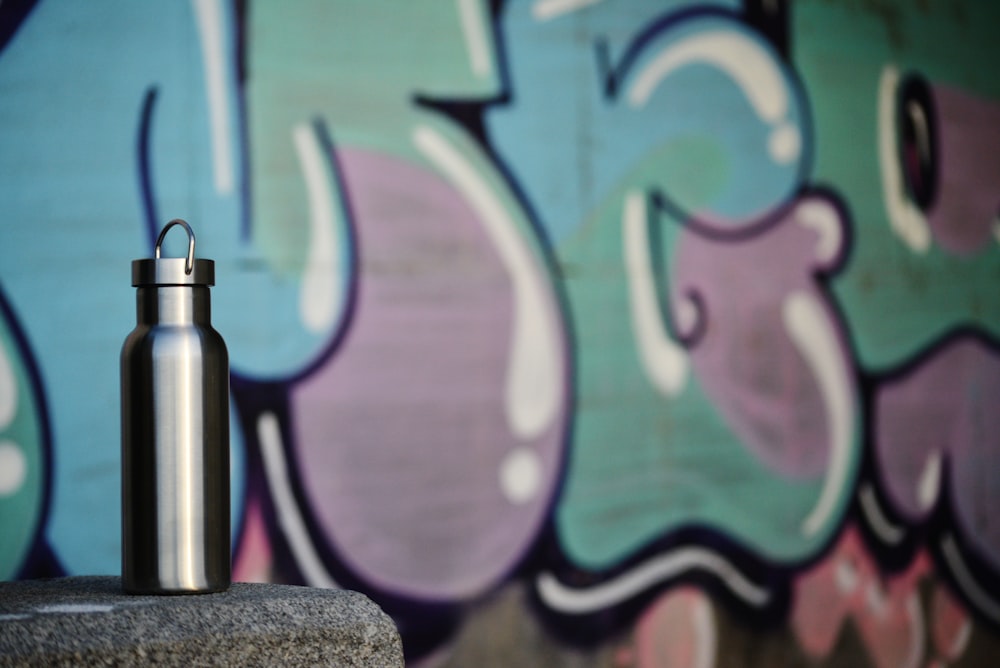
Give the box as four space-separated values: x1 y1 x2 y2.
121 219 230 594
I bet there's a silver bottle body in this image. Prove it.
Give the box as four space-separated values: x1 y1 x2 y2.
121 284 230 594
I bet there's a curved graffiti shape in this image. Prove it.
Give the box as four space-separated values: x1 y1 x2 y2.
616 13 808 231
236 0 571 605
820 0 1000 374
489 0 857 609
879 66 1000 256
488 2 809 243
875 334 1000 620
214 116 356 381
536 546 771 614
623 191 691 397
293 122 351 339
675 194 856 538
552 189 857 592
288 120 569 601
877 66 932 254
414 124 563 443
228 2 503 384
0 290 48 580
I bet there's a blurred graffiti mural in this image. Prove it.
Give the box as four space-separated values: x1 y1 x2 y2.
2 0 1000 665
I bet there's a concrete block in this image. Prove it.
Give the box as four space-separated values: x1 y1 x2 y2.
0 576 403 667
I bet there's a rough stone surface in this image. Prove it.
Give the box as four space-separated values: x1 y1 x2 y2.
0 576 403 667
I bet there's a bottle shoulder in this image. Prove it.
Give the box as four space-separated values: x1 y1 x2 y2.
122 324 228 359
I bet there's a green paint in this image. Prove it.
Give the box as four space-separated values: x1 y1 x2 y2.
0 314 45 580
794 0 1000 370
246 0 502 271
650 136 732 216
555 168 853 568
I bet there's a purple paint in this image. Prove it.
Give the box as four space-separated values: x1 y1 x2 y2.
289 147 567 600
674 194 852 478
876 337 1000 564
926 84 1000 255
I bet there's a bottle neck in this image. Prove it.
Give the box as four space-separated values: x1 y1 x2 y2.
136 286 211 325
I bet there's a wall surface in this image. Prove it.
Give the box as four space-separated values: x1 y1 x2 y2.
2 0 1000 665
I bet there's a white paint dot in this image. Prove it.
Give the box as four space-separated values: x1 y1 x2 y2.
675 295 700 336
499 447 542 505
0 441 26 496
769 122 800 164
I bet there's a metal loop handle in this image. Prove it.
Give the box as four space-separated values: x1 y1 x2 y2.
154 219 196 275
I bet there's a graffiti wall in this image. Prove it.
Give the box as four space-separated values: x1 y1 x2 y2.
2 0 999 664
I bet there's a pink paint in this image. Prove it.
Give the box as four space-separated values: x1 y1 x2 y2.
932 585 971 660
634 587 715 668
792 527 929 668
232 495 273 584
793 526 974 667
